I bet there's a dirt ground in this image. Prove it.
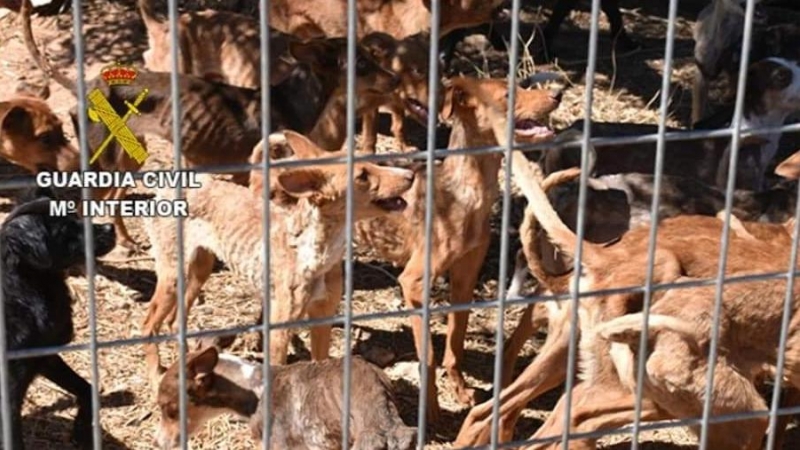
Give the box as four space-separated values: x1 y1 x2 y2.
0 0 798 448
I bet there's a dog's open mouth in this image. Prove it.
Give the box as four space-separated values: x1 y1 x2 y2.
514 118 554 139
404 98 429 123
373 196 408 212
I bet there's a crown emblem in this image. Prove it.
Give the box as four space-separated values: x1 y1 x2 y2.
100 62 138 86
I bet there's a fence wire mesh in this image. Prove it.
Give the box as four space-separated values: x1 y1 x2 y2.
1 0 799 449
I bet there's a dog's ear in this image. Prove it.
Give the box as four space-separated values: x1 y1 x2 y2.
775 150 800 180
276 168 327 199
14 81 50 100
440 79 475 121
0 104 35 138
187 346 219 392
283 130 325 160
360 32 397 64
289 39 337 71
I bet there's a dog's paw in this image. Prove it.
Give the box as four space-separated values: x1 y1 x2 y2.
71 410 94 449
455 386 478 407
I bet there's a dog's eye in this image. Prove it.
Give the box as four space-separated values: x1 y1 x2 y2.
356 58 369 72
38 131 66 148
356 168 369 183
773 68 792 88
161 404 179 420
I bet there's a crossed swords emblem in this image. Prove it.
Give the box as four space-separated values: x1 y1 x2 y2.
87 87 150 165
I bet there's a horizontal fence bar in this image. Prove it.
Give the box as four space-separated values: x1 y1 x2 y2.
9 267 798 361
3 122 800 190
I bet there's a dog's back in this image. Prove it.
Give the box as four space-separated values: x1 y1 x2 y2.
253 357 416 449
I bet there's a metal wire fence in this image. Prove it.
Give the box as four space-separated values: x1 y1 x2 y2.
1 0 800 449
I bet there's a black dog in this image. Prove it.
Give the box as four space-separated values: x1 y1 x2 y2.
1 194 115 449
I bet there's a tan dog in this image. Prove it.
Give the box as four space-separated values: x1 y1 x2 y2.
289 37 400 151
456 150 800 446
0 94 79 173
359 32 432 153
22 0 397 250
155 342 416 449
355 77 561 421
138 0 297 89
268 0 505 40
586 240 800 450
141 131 415 387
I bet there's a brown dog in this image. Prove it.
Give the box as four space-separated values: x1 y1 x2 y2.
0 94 79 173
21 0 397 248
359 32 433 153
141 131 415 387
456 149 800 446
155 342 416 449
268 0 505 40
355 77 561 421
138 0 297 89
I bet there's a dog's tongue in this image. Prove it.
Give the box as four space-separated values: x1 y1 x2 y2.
406 99 429 122
515 119 553 137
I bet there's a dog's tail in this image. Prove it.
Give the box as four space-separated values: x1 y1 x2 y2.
511 150 602 264
20 0 77 96
138 0 166 31
517 165 581 292
594 312 704 349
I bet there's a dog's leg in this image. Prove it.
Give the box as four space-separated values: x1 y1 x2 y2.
142 275 178 388
8 362 35 450
398 250 447 423
308 263 343 360
601 0 639 52
361 108 379 154
39 356 94 449
501 302 539 388
444 240 490 407
164 248 216 332
522 382 668 450
542 0 579 58
389 104 417 153
692 70 709 126
267 276 308 365
456 317 571 446
107 187 135 246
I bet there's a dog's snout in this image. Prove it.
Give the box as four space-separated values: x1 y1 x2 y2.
550 89 564 104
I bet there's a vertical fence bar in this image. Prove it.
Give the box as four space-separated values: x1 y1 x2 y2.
559 0 602 447
258 0 273 448
0 171 10 447
166 0 189 448
764 181 800 450
629 0 679 447
698 0 758 448
489 0 522 445
68 0 104 446
417 0 441 447
340 0 358 446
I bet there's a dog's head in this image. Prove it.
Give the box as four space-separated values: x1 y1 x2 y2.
156 346 245 449
441 76 562 145
745 58 800 119
1 195 116 272
427 0 507 34
0 96 80 174
362 32 436 125
718 0 768 25
289 37 400 101
267 131 415 220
